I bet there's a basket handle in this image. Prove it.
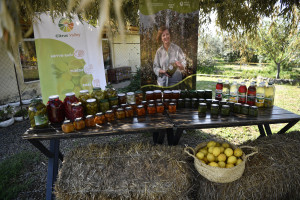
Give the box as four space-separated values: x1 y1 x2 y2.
240 145 258 159
184 147 196 159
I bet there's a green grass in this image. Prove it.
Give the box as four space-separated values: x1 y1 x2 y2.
0 151 41 199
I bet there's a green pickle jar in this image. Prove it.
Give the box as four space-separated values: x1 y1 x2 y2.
211 104 219 118
221 105 230 116
105 85 117 98
109 97 118 108
86 98 98 115
184 98 191 108
91 87 105 104
79 90 91 113
198 103 207 117
249 106 258 116
28 98 49 128
191 98 198 109
99 99 110 113
234 103 242 114
177 99 184 109
241 104 250 115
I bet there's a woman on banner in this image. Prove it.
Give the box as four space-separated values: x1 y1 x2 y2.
153 26 186 87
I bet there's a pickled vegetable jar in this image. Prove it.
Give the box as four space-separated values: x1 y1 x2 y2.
190 90 197 98
125 107 134 118
137 105 146 116
228 102 235 113
94 112 106 124
221 105 230 116
135 90 143 105
28 98 49 128
99 99 109 113
129 102 137 114
180 90 188 99
211 104 219 118
177 99 184 109
154 90 162 100
126 92 135 104
241 104 250 115
147 104 156 114
79 90 91 113
116 108 125 120
191 98 198 109
105 110 115 122
109 97 118 108
105 85 117 98
73 117 85 130
86 98 98 115
234 103 242 113
197 90 205 99
206 99 213 110
63 92 79 120
156 103 164 113
85 115 96 127
184 98 191 108
204 89 213 100
111 105 118 115
249 106 258 117
47 95 65 124
61 120 75 133
141 101 148 109
168 102 176 113
70 102 84 122
145 91 154 101
118 93 126 105
198 103 207 117
171 99 177 106
91 87 105 103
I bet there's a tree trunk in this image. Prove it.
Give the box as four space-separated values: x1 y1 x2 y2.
276 62 280 79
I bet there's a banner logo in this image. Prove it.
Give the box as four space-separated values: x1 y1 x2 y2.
58 18 74 32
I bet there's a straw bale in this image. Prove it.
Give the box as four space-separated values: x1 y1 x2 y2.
196 131 300 200
55 143 196 200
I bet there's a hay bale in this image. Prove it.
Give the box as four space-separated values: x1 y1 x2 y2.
55 143 195 200
196 131 300 200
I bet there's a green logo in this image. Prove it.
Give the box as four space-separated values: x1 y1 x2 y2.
58 18 74 32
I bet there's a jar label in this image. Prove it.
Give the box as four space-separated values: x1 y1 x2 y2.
238 93 246 102
34 115 48 126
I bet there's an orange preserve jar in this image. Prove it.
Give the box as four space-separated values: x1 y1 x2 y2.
73 117 85 130
147 104 156 114
163 99 170 109
105 110 115 122
129 102 137 114
163 90 172 100
94 112 106 125
154 90 162 100
145 91 154 101
61 120 75 133
168 102 177 113
85 115 96 127
125 107 134 118
156 103 164 113
118 93 126 105
137 105 146 116
116 108 125 120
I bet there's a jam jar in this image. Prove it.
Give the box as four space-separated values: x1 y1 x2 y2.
118 93 127 105
211 104 219 118
156 99 162 105
249 106 258 117
61 120 75 133
177 99 184 109
129 102 137 114
28 98 49 128
125 107 134 118
148 100 155 106
70 102 84 121
221 105 230 116
63 92 79 120
141 101 148 110
47 95 65 124
168 102 176 113
86 98 98 115
156 103 164 113
73 117 85 130
85 115 96 127
109 97 118 108
198 103 207 117
147 104 156 114
94 112 106 124
126 92 135 104
99 99 110 113
197 90 205 99
163 90 172 100
137 105 146 116
116 108 125 120
171 99 177 106
105 110 115 122
79 90 91 113
172 90 180 99
145 91 154 101
154 90 162 100
135 90 143 104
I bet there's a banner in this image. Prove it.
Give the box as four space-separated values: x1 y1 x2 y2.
33 13 106 103
139 0 199 89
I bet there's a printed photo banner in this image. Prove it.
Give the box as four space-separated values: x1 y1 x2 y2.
139 0 200 90
33 13 106 103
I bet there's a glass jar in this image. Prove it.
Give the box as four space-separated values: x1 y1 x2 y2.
168 102 176 113
111 105 118 116
156 99 162 105
73 117 85 130
249 106 258 117
94 112 106 124
197 90 205 99
172 90 180 100
126 92 135 104
198 103 207 117
85 115 96 127
116 108 125 120
105 86 117 98
105 110 115 122
177 99 184 109
47 95 65 124
79 90 91 113
198 98 205 103
211 104 219 118
120 103 128 110
191 98 198 109
219 100 228 110
234 103 242 113
147 104 156 114
99 99 109 113
163 99 170 109
184 98 191 108
135 90 143 105
212 99 219 106
125 107 134 118
70 102 84 121
156 103 164 113
154 90 162 100
137 105 146 116
91 87 105 105
204 89 213 99
63 92 79 120
241 104 250 115
221 105 230 116
86 98 98 115
141 101 148 110
61 120 75 133
109 97 118 108
128 102 136 114
28 98 49 128
118 93 127 105
163 90 172 100
228 102 235 113
180 90 188 99
206 99 213 110
171 99 177 106
145 91 154 101
190 90 197 98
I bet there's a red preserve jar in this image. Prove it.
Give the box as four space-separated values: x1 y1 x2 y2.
70 102 84 121
47 95 65 124
63 92 79 120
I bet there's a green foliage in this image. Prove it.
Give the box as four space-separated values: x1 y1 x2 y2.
0 152 41 199
117 67 141 93
13 109 28 117
0 106 13 122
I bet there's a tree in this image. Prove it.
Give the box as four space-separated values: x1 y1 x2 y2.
251 7 300 79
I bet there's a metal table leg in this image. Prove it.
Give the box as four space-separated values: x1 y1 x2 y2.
153 131 165 144
277 120 299 134
264 124 272 136
172 128 184 145
258 124 266 138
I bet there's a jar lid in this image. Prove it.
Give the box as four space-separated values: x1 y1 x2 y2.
96 112 104 116
157 103 163 106
211 104 219 107
178 98 183 101
121 103 128 107
106 110 113 114
185 98 191 100
49 95 59 100
172 90 180 93
74 117 83 122
118 93 126 97
171 99 177 102
127 92 134 96
86 115 94 119
197 90 205 92
112 105 118 109
100 99 109 103
117 108 124 111
156 99 162 102
204 89 212 92
125 107 132 110
137 105 144 108
163 90 172 93
169 102 176 105
65 92 75 97
129 102 136 105
235 103 242 106
148 104 155 107
192 98 198 101
199 103 207 106
93 87 101 91
146 91 153 94
199 98 205 101
222 105 230 108
164 99 170 102
206 99 213 101
63 120 71 124
80 90 89 94
154 90 162 93
250 106 258 109
242 104 250 107
72 102 82 106
87 98 96 103
228 102 235 105
141 101 147 104
135 90 143 94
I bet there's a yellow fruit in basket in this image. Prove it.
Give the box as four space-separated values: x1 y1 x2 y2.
196 152 205 160
215 142 221 147
207 153 215 162
217 153 227 162
212 147 221 157
208 162 219 167
222 142 230 148
207 141 217 148
236 158 243 165
208 146 214 153
199 148 208 156
234 148 243 157
203 157 208 163
227 156 237 164
219 146 225 153
224 148 234 157
218 161 226 168
226 163 235 168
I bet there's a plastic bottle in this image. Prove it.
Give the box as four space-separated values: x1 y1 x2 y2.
222 80 230 101
229 81 238 103
255 82 265 107
238 82 247 104
247 82 256 106
264 81 275 107
215 79 223 101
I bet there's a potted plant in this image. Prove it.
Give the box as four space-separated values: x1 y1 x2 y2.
0 105 14 128
14 108 28 121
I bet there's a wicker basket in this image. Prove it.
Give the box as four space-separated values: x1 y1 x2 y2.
184 142 257 183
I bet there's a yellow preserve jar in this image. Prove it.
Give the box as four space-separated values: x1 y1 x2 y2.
28 98 49 128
